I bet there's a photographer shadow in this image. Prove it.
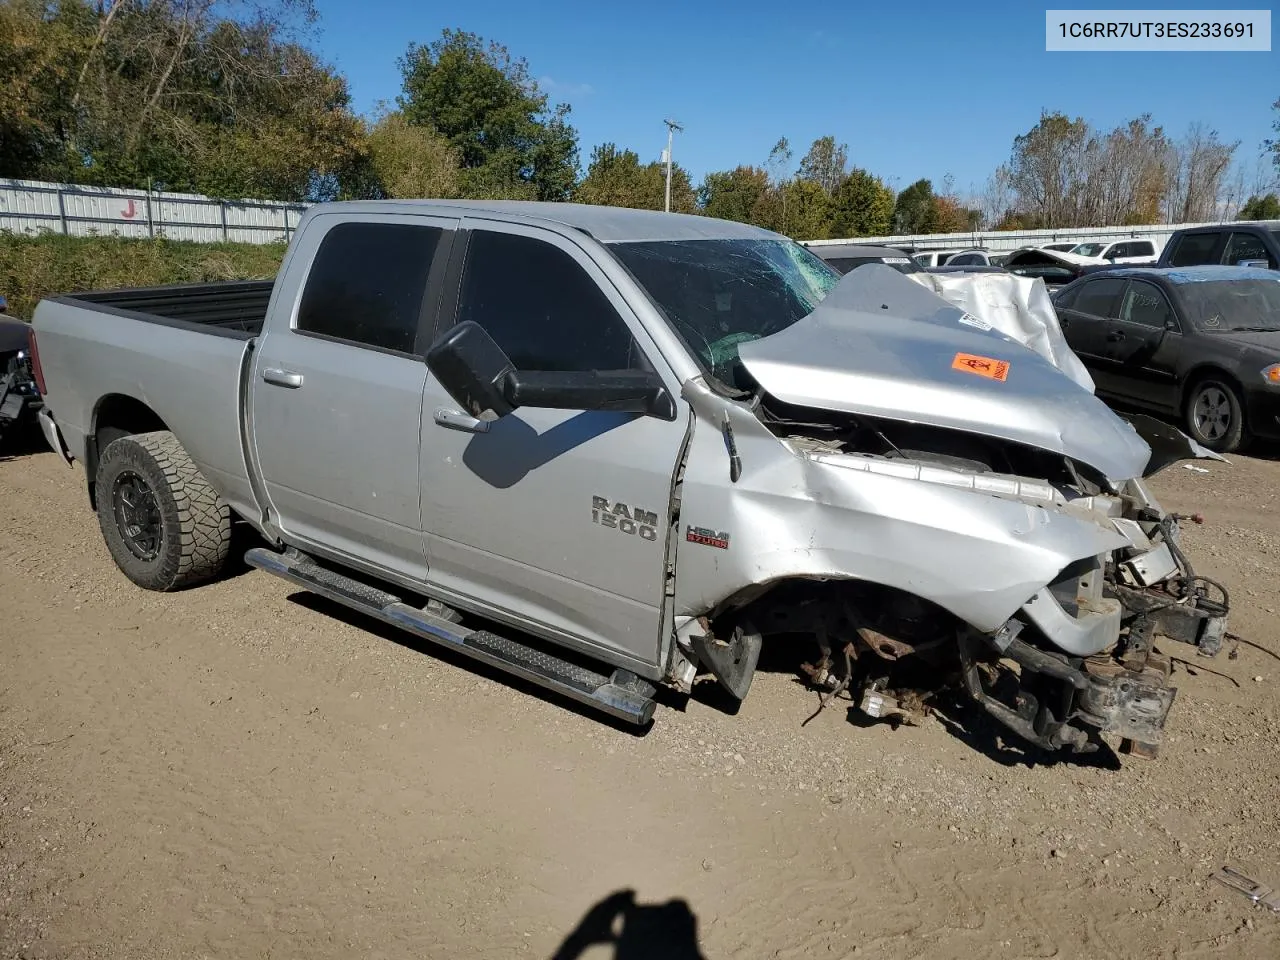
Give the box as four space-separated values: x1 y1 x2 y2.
550 889 706 960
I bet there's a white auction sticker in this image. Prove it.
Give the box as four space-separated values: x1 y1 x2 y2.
1046 9 1270 51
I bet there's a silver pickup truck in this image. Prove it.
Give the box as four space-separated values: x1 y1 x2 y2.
30 200 1230 759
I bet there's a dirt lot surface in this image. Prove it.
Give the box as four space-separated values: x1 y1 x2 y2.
3 438 1280 960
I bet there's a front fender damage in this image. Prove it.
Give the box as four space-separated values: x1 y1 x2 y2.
673 379 1230 760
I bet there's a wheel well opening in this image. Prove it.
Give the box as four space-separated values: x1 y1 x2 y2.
87 395 168 509
1182 367 1240 404
697 577 965 720
708 576 961 668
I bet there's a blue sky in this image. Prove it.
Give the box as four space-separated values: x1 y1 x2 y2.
309 0 1278 197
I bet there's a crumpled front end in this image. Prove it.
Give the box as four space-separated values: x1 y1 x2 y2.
956 473 1229 756
673 368 1229 761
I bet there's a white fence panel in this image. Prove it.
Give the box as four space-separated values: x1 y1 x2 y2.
803 220 1237 254
0 177 308 244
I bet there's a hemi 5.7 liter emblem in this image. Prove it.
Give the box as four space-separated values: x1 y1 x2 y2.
686 525 730 550
592 496 659 541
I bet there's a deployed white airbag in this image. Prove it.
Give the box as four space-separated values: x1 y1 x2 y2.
906 271 1095 392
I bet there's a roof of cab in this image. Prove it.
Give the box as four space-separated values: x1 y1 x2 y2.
803 242 911 259
1177 220 1280 233
303 199 784 244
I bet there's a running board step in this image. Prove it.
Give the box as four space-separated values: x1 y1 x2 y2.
244 547 657 725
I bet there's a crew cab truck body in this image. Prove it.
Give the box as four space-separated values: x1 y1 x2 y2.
1157 221 1280 271
31 200 1231 757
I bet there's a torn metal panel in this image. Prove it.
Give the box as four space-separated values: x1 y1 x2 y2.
1122 412 1227 476
735 265 1152 485
675 377 1130 637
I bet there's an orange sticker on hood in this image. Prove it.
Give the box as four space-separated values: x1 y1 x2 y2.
951 353 1009 381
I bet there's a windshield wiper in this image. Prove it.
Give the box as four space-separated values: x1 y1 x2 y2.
1226 326 1280 333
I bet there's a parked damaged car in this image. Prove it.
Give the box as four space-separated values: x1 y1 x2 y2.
1055 265 1280 453
30 201 1229 761
0 295 44 444
804 242 922 275
1003 246 1120 291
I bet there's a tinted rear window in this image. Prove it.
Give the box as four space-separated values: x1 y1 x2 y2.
1074 277 1127 317
1168 232 1222 267
296 221 443 353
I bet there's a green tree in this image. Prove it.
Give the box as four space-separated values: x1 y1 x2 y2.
931 195 979 233
396 29 579 201
362 108 461 199
829 168 894 237
0 0 88 177
698 166 772 224
576 143 694 212
1007 111 1091 228
1239 192 1280 220
780 178 833 240
797 136 848 195
893 179 937 233
0 0 364 201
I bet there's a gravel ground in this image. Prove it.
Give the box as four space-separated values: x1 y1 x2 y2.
2 436 1279 959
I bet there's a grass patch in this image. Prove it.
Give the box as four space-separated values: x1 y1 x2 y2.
0 232 286 319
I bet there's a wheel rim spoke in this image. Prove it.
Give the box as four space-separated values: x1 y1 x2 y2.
1194 387 1231 442
113 471 162 561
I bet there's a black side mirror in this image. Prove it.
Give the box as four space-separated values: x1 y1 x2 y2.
425 320 518 420
426 321 676 421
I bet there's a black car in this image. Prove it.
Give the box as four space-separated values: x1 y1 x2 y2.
1052 265 1280 452
804 243 922 275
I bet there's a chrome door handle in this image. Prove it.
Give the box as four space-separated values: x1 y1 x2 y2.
433 407 490 434
262 367 304 388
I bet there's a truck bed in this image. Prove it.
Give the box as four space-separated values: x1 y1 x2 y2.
32 283 264 518
61 280 274 337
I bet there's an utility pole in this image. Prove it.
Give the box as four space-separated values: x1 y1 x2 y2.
663 118 683 213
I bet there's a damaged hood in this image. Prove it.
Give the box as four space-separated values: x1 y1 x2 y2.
1005 246 1100 267
737 265 1153 484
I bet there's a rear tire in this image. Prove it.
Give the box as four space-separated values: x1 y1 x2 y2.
1184 378 1247 454
95 430 231 591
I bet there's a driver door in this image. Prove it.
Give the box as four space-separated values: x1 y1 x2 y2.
419 221 690 671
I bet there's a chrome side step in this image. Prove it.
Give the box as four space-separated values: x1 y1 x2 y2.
244 547 657 725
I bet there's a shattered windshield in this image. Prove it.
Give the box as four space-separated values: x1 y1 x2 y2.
1183 279 1280 332
608 238 840 385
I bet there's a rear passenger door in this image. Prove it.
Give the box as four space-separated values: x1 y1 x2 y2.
250 213 456 582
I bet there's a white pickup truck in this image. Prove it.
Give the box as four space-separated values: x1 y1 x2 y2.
28 200 1230 759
